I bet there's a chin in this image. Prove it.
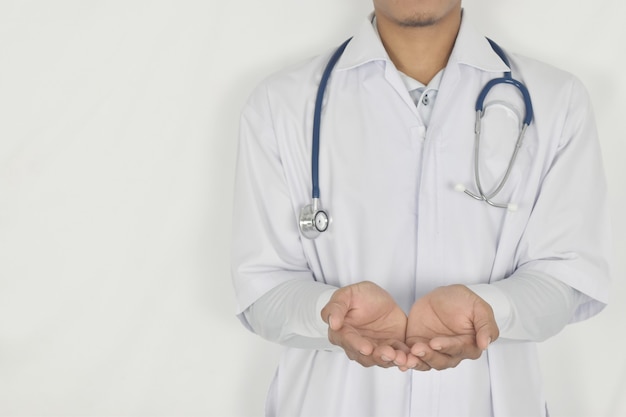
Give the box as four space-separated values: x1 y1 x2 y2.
397 12 441 27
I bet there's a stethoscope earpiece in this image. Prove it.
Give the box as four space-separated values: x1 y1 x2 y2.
454 183 519 212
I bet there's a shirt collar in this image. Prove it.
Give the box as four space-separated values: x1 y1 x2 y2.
398 69 445 92
335 10 510 75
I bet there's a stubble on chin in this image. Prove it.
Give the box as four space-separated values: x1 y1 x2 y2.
395 12 441 28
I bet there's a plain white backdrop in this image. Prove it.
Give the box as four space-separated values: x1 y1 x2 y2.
0 1 624 416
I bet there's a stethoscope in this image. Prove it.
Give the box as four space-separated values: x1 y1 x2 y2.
299 38 534 239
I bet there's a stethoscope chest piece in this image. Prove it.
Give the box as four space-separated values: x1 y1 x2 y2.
299 198 330 240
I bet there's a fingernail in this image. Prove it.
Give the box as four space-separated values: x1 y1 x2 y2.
432 345 442 351
485 337 492 350
381 355 391 362
416 351 425 357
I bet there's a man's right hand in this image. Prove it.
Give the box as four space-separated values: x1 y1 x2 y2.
321 281 421 370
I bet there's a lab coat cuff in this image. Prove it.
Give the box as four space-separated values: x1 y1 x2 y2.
467 283 512 334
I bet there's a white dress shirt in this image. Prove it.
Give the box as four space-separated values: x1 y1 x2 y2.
232 12 611 417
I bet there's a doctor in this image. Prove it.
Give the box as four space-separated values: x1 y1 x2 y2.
231 1 611 416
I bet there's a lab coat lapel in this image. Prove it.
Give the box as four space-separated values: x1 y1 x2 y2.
427 12 513 138
451 12 512 73
335 14 421 117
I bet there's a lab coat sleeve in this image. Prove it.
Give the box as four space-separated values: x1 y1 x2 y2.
469 274 586 341
243 280 339 349
478 76 611 340
231 82 337 348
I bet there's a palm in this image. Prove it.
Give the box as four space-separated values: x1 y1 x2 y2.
340 283 407 342
406 285 477 344
322 283 497 370
322 281 410 367
405 285 498 369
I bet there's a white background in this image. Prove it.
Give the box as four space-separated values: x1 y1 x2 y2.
0 1 624 416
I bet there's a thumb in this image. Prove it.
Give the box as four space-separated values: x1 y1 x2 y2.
320 288 351 331
473 302 499 350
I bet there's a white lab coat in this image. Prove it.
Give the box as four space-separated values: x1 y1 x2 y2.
231 14 611 417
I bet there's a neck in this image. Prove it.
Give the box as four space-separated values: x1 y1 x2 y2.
375 8 461 85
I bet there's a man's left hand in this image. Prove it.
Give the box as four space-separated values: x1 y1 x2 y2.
405 285 499 371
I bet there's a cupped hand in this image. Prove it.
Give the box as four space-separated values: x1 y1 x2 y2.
406 285 499 371
321 281 423 370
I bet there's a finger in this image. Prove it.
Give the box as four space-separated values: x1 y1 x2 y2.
329 325 375 356
412 359 432 372
475 324 497 351
343 350 379 367
429 336 465 356
387 339 412 367
372 344 398 365
409 342 439 371
429 335 482 360
388 339 411 353
345 345 395 369
320 289 350 330
473 303 499 350
348 336 408 368
353 351 395 368
393 350 408 368
372 340 413 367
404 353 431 372
411 342 456 370
409 340 431 359
367 340 414 368
419 350 463 371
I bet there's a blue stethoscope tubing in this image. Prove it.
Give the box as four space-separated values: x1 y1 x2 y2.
299 38 351 239
463 38 534 211
312 38 353 200
299 37 534 239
